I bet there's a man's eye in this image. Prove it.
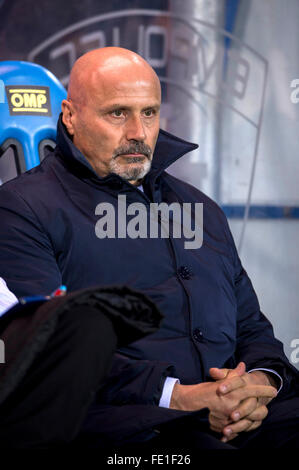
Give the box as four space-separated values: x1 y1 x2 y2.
111 109 124 117
143 109 155 117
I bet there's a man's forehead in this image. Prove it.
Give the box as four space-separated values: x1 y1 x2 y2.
88 74 160 104
104 78 159 93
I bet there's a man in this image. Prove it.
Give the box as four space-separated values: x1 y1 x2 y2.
0 47 298 449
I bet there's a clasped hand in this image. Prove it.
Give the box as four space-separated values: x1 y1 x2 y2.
170 362 278 442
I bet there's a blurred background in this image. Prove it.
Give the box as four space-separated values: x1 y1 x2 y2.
0 0 298 367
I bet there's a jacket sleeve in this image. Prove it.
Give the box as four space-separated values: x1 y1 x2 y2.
96 352 176 406
0 186 62 297
223 213 299 396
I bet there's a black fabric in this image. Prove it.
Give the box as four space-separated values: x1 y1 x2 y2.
0 285 163 409
0 288 208 449
0 306 118 448
73 403 209 448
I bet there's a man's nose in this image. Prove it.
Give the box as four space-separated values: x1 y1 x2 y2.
125 115 146 141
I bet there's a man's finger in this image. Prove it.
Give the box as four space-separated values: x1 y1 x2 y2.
210 423 225 433
209 412 231 433
223 417 263 439
244 420 262 432
217 374 247 395
219 382 277 400
234 361 246 376
221 432 239 443
210 361 246 381
236 385 278 401
230 397 258 421
209 367 229 380
244 404 268 422
223 418 253 436
231 400 268 423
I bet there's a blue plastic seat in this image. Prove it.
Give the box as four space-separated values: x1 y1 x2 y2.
0 61 66 177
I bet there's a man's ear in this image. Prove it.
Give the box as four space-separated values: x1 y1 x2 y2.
61 99 75 136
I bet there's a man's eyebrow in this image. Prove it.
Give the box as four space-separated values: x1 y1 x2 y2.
103 104 130 111
102 103 160 112
143 104 161 110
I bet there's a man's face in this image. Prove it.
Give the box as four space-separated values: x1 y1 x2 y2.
62 69 161 184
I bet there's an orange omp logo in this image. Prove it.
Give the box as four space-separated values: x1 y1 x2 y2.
5 85 52 116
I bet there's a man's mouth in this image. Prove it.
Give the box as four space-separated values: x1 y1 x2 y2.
113 143 152 160
116 153 147 160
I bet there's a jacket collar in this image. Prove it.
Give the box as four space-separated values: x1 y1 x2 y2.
56 114 198 180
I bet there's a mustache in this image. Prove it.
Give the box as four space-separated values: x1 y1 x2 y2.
113 142 152 159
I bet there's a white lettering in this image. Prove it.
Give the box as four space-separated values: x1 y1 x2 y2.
80 31 106 51
290 339 299 364
0 339 4 364
95 196 203 249
290 79 299 104
95 202 115 238
144 25 168 68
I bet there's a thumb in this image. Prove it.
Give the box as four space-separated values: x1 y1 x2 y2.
234 361 246 376
224 361 246 379
209 362 246 381
209 367 229 380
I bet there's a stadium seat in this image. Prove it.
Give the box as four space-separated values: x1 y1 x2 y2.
0 61 66 182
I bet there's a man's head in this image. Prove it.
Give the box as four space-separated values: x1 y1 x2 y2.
62 47 161 184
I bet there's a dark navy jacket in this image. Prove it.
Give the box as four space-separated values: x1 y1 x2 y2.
0 117 298 417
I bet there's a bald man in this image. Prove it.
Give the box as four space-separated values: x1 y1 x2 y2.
62 47 161 184
0 47 299 450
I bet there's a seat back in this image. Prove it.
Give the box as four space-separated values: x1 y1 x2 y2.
0 61 66 180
